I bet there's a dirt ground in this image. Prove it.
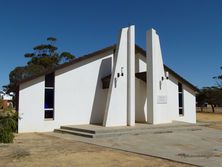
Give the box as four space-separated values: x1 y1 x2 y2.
0 133 194 167
197 112 222 130
1 113 221 167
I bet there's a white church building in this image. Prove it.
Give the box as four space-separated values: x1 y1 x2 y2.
18 26 198 133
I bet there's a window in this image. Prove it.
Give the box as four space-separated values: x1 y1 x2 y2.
178 82 184 116
44 73 54 119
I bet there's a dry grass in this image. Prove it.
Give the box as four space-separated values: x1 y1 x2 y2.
197 112 222 130
0 133 194 167
197 112 222 122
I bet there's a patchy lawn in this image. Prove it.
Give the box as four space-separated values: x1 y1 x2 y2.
0 133 194 167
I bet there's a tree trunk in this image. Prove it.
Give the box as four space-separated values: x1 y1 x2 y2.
211 104 215 113
15 89 19 112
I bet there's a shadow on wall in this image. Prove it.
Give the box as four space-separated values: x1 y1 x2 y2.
90 57 112 124
135 78 147 123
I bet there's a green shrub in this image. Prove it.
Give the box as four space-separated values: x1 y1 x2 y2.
0 105 18 143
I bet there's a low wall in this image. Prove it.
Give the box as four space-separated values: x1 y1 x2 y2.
197 107 222 113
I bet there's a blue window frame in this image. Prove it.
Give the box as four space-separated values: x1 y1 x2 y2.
44 73 54 119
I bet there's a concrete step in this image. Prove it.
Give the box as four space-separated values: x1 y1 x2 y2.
54 125 202 139
54 128 126 138
54 129 94 138
60 123 199 135
60 126 96 134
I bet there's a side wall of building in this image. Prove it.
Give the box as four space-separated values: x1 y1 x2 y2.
167 75 196 123
18 76 60 132
55 52 113 126
135 53 196 124
18 51 113 132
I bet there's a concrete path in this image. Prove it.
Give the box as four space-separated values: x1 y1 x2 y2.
50 124 222 167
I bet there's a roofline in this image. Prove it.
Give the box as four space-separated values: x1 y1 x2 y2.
19 44 198 92
19 44 116 84
135 45 199 92
163 66 199 92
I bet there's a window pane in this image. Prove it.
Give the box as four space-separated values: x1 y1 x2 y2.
45 73 55 87
178 82 182 92
179 108 183 115
179 93 183 107
45 110 54 119
45 89 54 109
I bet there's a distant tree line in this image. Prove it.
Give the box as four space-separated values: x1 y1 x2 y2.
197 67 222 112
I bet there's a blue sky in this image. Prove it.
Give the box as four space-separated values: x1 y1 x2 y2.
0 0 221 89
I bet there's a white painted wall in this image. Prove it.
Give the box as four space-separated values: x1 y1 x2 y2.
127 25 135 126
103 26 135 127
135 52 196 124
18 51 113 132
167 75 179 121
135 53 146 73
146 29 170 124
55 52 112 126
18 47 196 133
18 27 196 132
179 85 196 123
18 76 60 132
166 75 196 123
103 28 129 126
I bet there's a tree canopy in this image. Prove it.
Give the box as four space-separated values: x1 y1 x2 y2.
197 66 222 112
5 37 75 105
197 86 222 112
213 66 222 88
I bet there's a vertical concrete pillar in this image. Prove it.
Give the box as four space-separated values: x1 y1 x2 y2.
103 25 135 127
127 25 135 126
146 29 155 124
146 29 169 124
103 27 128 126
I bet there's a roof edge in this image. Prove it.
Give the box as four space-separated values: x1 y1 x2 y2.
19 44 116 85
19 44 199 92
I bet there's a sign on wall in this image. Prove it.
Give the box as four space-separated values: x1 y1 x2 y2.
157 95 167 104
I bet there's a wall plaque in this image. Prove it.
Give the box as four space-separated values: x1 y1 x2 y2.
157 95 167 104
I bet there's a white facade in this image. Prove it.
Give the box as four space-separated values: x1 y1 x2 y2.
147 29 169 124
55 52 113 126
19 50 113 132
103 26 135 127
18 26 197 133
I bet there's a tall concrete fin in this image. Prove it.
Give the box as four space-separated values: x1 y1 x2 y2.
103 25 135 127
127 26 135 126
146 29 170 124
